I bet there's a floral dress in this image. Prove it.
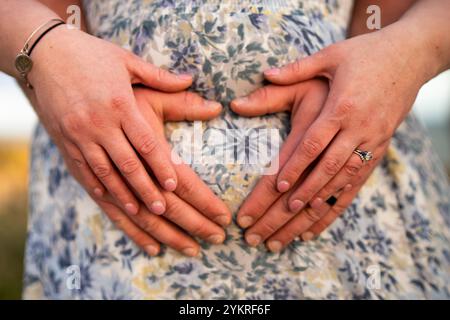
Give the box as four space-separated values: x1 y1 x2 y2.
23 0 450 299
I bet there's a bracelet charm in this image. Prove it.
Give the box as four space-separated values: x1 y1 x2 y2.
14 18 65 89
15 52 33 88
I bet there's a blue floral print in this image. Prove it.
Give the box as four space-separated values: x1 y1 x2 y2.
23 0 450 299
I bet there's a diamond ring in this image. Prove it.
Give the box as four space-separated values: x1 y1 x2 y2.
353 149 373 163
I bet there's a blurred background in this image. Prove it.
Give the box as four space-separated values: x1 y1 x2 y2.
0 70 449 299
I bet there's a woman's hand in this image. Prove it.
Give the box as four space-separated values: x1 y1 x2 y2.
231 79 388 251
260 29 425 216
46 87 231 257
27 25 194 217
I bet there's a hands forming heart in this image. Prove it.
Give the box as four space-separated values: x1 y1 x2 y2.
92 75 385 257
21 6 436 257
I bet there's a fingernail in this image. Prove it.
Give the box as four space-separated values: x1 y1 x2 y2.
125 203 138 215
182 247 198 257
302 231 315 241
344 184 353 192
264 68 280 76
214 215 231 227
145 245 159 256
207 234 225 244
233 96 249 106
177 73 192 81
246 234 261 247
289 200 304 213
151 200 165 215
93 188 103 197
277 180 290 193
311 197 324 209
238 216 254 228
267 240 283 253
164 178 177 192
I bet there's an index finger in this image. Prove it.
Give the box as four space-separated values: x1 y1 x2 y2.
236 85 326 228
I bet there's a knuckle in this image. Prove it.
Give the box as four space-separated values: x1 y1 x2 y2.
261 177 278 195
256 86 270 101
139 189 157 204
290 60 302 74
156 67 167 82
177 179 196 198
303 208 322 222
243 195 268 217
119 158 140 176
259 219 278 235
190 221 209 236
137 134 158 156
181 91 197 106
332 99 354 118
322 157 342 176
60 113 85 136
194 200 213 216
110 215 126 229
140 217 160 233
281 167 300 183
110 95 131 112
301 187 316 200
123 227 144 243
182 92 201 119
164 200 183 219
344 161 362 177
301 138 322 159
313 219 328 233
92 163 112 179
87 111 109 129
72 157 85 168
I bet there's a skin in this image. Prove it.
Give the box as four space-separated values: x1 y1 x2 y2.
232 80 389 250
25 86 232 257
1 0 219 218
2 0 449 256
0 0 232 256
233 0 450 251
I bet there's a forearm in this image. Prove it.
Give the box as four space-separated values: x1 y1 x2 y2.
394 0 450 79
0 0 85 77
38 0 87 31
350 0 450 84
0 0 61 76
349 0 416 37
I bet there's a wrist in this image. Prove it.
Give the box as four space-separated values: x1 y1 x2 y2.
386 13 450 84
27 25 84 86
381 21 440 86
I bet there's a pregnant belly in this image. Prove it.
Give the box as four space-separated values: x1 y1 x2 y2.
84 0 349 211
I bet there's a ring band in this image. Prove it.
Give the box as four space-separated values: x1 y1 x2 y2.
353 149 373 163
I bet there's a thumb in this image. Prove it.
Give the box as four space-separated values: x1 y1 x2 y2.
230 83 313 117
126 52 193 92
158 91 223 121
263 46 334 85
